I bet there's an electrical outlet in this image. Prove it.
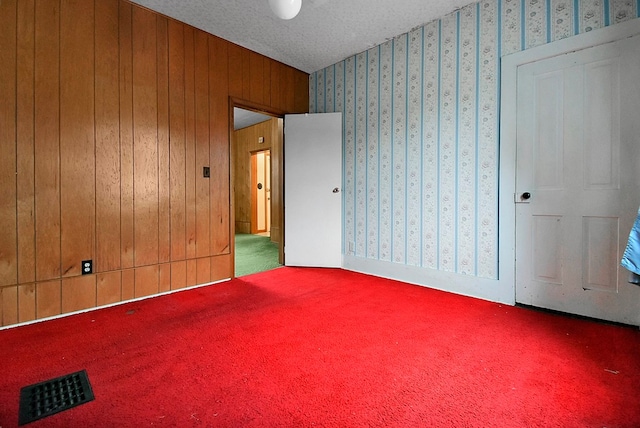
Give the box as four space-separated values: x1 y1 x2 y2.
203 166 210 178
82 260 93 275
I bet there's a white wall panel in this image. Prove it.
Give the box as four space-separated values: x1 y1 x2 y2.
421 21 440 270
457 5 479 275
366 48 380 259
476 0 499 279
344 57 356 255
407 27 424 267
551 0 575 41
525 0 547 49
580 0 605 32
355 52 367 256
392 34 408 263
379 41 393 262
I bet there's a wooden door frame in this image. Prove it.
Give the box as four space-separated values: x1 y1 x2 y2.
498 19 640 304
229 98 286 275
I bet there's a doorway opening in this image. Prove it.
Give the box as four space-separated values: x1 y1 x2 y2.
251 149 271 235
232 105 284 277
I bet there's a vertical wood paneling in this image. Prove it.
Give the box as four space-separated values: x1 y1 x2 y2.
211 254 232 281
195 31 211 258
1 287 19 326
262 57 272 106
16 0 36 285
184 27 197 260
132 7 159 267
61 275 96 313
34 0 61 281
95 0 122 272
186 259 197 287
159 263 171 293
119 0 135 269
121 268 135 301
157 16 171 264
196 258 211 285
233 130 248 233
18 284 36 323
36 280 61 319
0 0 309 327
281 66 296 112
270 61 283 110
0 0 17 287
97 271 121 306
168 21 186 261
249 51 264 104
210 36 230 255
134 265 158 298
60 0 96 277
171 260 187 290
271 118 284 249
294 70 310 113
228 44 243 98
242 49 252 100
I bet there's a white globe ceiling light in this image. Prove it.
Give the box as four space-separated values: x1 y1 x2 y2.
268 0 302 20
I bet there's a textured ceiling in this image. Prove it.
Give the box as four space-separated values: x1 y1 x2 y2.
129 0 476 74
233 108 273 130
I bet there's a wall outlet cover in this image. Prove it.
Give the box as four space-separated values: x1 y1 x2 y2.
82 260 93 275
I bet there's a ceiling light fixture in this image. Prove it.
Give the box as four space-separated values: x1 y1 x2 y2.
268 0 302 20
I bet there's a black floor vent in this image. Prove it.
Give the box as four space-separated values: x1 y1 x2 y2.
18 369 94 426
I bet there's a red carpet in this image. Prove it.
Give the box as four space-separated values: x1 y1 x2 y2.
1 267 639 427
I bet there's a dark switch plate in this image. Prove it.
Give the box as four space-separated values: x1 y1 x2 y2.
203 166 210 178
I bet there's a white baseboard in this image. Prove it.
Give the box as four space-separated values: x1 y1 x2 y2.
342 255 514 305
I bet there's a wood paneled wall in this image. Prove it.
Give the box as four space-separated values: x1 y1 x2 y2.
233 118 283 241
0 0 308 327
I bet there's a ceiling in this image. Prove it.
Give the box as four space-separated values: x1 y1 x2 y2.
233 108 273 130
129 0 476 74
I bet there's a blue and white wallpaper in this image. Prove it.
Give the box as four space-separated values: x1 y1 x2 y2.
310 0 639 281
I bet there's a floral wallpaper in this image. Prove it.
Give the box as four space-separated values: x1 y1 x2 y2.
309 0 639 280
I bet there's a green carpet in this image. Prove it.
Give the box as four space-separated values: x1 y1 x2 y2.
235 234 282 277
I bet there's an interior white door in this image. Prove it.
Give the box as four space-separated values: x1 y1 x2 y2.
284 113 342 267
515 35 640 325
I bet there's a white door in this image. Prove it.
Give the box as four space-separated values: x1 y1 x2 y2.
284 113 342 267
515 35 640 325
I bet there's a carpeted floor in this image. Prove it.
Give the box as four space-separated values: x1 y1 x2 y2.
0 267 639 427
235 233 281 277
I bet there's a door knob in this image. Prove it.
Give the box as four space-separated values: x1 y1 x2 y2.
257 183 263 190
521 192 531 200
332 187 340 193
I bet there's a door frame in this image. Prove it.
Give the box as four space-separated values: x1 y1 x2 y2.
499 18 640 303
229 98 286 274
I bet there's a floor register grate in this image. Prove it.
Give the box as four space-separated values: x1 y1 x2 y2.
18 369 94 425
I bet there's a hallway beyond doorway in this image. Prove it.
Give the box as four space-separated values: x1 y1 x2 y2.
234 234 281 277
